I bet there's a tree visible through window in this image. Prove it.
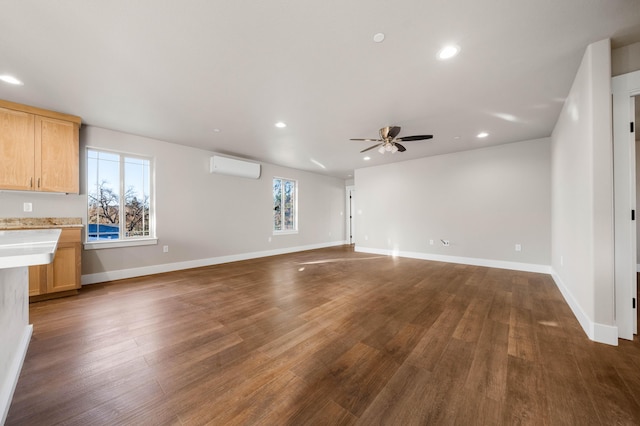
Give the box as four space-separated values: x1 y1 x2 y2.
87 149 153 241
273 177 297 232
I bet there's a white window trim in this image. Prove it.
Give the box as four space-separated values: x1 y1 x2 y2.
273 229 299 236
84 237 158 250
273 177 298 235
85 147 156 248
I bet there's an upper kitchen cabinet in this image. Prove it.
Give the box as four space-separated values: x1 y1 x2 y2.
0 99 81 193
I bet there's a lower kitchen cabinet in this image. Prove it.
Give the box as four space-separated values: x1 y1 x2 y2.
29 227 81 301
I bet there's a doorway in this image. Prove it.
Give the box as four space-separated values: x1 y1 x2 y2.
635 95 639 335
345 186 355 245
613 70 640 340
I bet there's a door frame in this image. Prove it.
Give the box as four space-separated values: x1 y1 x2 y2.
345 186 355 244
612 69 640 339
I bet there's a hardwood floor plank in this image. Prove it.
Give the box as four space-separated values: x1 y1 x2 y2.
464 319 510 401
508 305 538 361
59 379 167 426
257 319 327 358
306 342 400 417
487 288 513 324
363 321 426 364
10 358 157 425
451 388 504 425
176 353 296 425
356 363 434 425
453 296 492 342
502 355 549 425
405 293 464 371
573 343 640 424
286 398 358 426
411 338 476 424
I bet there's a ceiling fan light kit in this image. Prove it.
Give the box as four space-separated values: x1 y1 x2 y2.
377 143 399 154
351 126 433 154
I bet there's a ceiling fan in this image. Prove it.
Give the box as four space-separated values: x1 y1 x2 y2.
350 126 433 154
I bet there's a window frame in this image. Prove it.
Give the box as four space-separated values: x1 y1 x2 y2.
273 176 298 235
84 147 157 250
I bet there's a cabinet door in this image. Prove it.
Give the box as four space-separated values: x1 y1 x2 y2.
0 107 35 190
35 116 79 193
48 243 81 293
28 264 50 296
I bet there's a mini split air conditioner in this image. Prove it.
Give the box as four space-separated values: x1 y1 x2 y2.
210 155 261 179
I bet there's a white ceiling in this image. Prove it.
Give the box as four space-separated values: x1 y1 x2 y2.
1 1 639 178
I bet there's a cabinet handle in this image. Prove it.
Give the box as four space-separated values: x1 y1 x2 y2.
30 177 33 188
37 178 40 188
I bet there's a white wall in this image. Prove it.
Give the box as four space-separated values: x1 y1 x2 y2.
612 41 640 76
0 126 347 282
0 192 86 218
550 39 615 343
354 138 551 270
0 267 31 424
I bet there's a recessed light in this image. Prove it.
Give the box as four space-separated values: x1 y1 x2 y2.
477 132 489 138
0 75 24 85
275 122 287 128
213 128 221 133
437 45 460 60
373 33 385 43
363 156 371 161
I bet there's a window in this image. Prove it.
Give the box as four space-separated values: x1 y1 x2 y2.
273 177 297 233
86 148 155 247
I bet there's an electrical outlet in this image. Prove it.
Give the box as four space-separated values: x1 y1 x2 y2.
515 244 522 252
429 239 434 245
23 202 32 212
163 245 169 253
560 255 564 266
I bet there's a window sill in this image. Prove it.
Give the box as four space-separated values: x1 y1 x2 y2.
273 230 298 236
84 238 158 250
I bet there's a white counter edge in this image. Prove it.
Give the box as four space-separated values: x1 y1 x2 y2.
0 229 61 269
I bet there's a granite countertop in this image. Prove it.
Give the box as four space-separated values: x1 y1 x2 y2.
0 217 83 230
0 229 61 269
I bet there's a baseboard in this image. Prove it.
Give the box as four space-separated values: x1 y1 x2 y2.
0 324 32 425
82 240 348 285
354 246 552 274
550 272 618 346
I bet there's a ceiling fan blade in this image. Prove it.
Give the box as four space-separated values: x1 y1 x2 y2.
394 142 406 152
396 134 433 142
360 143 382 153
350 138 382 142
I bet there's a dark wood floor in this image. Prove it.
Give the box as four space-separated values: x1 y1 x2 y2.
6 246 640 425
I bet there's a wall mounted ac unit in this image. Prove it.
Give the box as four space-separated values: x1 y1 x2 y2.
210 155 261 179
